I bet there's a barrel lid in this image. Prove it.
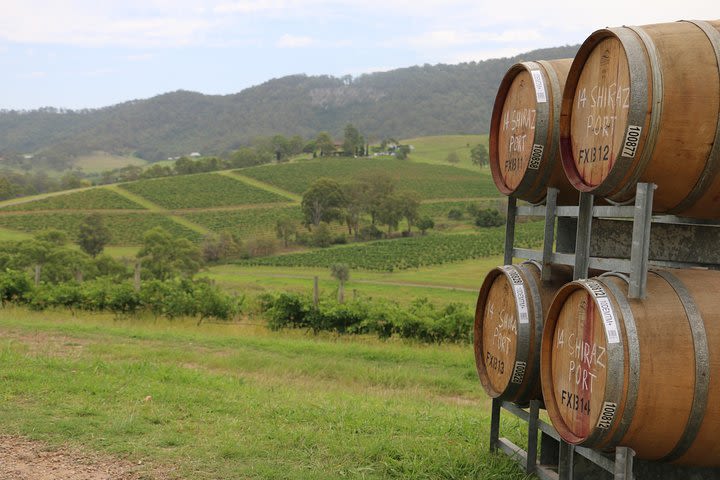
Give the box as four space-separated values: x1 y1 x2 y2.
476 271 520 396
542 280 622 444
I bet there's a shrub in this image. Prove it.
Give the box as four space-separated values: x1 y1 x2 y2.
447 208 464 220
0 269 33 304
475 208 505 227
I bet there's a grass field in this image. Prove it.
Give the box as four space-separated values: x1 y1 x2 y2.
73 152 147 174
0 307 530 480
403 135 489 171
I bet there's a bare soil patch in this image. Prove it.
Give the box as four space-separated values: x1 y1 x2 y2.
0 435 162 480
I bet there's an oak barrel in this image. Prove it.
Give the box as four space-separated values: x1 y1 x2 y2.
560 20 720 217
474 262 572 403
489 59 577 204
541 269 720 465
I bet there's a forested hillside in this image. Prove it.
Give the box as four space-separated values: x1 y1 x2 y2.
0 45 578 166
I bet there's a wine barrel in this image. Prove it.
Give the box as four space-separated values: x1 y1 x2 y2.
541 269 720 466
560 20 720 217
489 59 578 204
474 262 572 403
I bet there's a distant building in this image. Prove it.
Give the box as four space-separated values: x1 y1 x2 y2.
189 152 201 158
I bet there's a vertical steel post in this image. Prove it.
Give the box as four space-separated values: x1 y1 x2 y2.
527 400 541 473
542 188 559 282
490 398 501 453
629 183 655 299
614 447 635 479
574 192 594 280
504 196 517 266
559 441 575 479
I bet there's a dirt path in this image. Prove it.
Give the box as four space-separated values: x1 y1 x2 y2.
0 436 166 480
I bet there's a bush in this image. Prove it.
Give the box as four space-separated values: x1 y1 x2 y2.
359 224 383 241
259 292 472 343
447 208 464 220
0 269 33 304
475 208 505 227
311 223 334 248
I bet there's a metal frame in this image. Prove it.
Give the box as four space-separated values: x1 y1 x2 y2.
490 183 667 479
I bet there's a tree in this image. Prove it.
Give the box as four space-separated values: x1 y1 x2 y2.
301 178 346 227
77 213 112 258
471 143 489 167
330 263 350 303
275 215 297 247
396 191 421 233
446 151 460 164
201 231 242 262
138 227 203 281
342 181 371 239
35 229 68 246
358 172 395 225
376 194 405 235
316 132 335 157
342 124 363 156
417 216 435 235
394 145 411 160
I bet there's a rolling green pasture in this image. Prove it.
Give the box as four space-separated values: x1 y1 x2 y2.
0 188 145 211
73 152 147 173
0 212 203 244
403 134 489 170
239 158 497 200
0 308 530 480
120 173 293 209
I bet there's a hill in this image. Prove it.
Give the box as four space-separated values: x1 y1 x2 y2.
0 45 578 168
0 149 501 249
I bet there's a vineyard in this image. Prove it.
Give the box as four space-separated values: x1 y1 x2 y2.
119 173 292 209
243 221 544 271
0 212 203 244
0 188 145 211
239 158 498 200
182 206 304 239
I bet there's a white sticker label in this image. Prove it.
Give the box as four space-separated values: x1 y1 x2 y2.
596 401 618 430
513 284 529 324
511 361 527 384
528 144 544 170
585 280 620 344
531 70 547 103
621 125 642 158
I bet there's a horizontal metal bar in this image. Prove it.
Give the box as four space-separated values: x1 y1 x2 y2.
535 464 560 480
498 437 528 464
517 205 548 217
538 420 560 441
500 401 531 421
513 248 543 262
575 445 615 473
653 215 720 226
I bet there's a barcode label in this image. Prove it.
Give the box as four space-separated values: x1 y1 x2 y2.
531 70 547 103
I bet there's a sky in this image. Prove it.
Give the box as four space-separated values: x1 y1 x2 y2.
1 0 717 110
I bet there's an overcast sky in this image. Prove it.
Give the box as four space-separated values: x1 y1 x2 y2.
1 0 716 110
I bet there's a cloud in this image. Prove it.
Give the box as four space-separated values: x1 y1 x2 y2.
126 53 154 62
18 71 47 79
276 34 313 48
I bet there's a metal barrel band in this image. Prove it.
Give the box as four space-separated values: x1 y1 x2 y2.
587 28 651 199
668 20 720 214
578 279 626 447
654 270 710 462
526 60 563 202
501 265 532 401
611 25 664 202
513 62 551 201
602 279 640 448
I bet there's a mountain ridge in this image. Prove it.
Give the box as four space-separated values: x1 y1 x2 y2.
0 44 579 167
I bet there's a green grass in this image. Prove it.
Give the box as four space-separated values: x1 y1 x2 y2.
239 157 498 200
73 152 147 173
120 173 293 209
403 135 489 171
0 188 145 211
0 307 531 479
202 256 506 306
